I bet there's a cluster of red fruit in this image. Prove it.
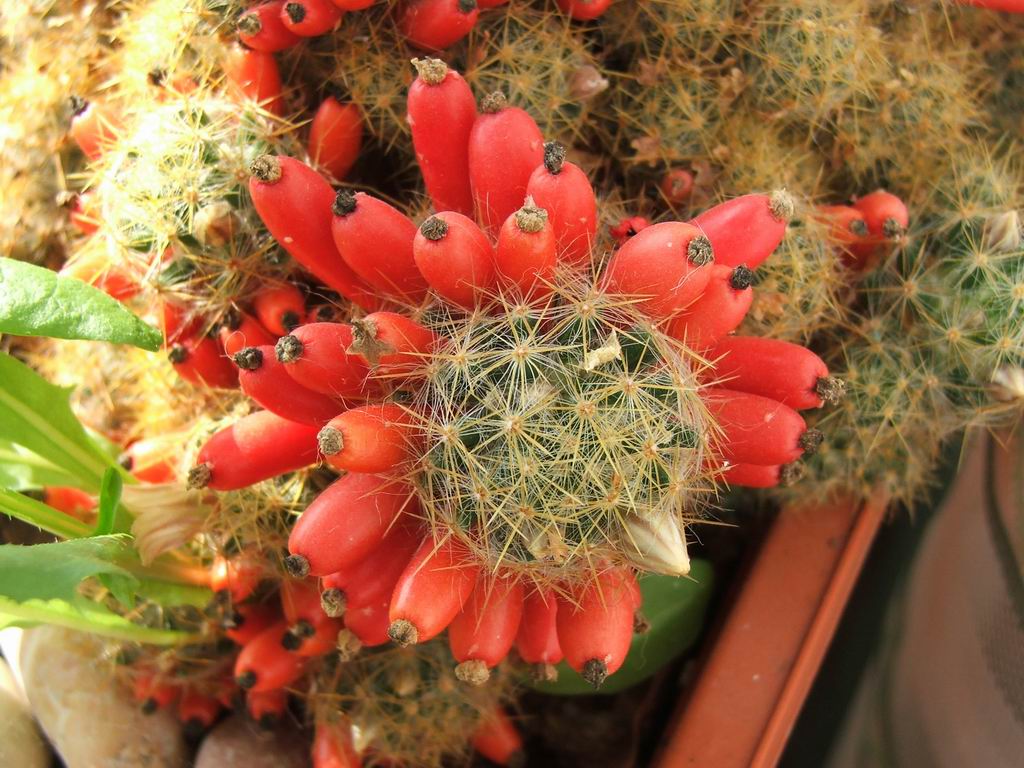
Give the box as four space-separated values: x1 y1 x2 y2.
167 57 852 703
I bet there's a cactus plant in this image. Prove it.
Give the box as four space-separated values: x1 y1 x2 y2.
1 0 1023 764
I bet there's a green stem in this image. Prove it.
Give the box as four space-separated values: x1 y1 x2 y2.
0 385 109 492
0 597 198 645
0 488 91 538
126 556 211 589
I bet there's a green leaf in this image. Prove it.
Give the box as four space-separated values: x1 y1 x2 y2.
133 579 212 609
0 535 136 604
531 560 715 696
0 536 205 645
0 351 119 492
0 599 196 645
94 468 122 536
0 441 79 490
0 488 92 539
0 257 162 350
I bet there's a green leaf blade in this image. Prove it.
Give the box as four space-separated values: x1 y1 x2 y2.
0 441 80 490
0 535 137 603
0 488 93 539
0 599 197 645
0 351 118 491
94 468 123 536
0 257 161 350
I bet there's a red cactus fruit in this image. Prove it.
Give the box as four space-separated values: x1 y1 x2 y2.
187 410 320 491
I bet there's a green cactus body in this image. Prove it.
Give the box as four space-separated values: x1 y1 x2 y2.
412 278 712 584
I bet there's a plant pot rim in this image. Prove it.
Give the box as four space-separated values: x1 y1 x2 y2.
655 491 889 768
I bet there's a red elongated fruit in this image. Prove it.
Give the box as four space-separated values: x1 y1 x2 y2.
69 97 122 160
818 204 869 246
703 387 823 466
281 0 342 36
331 191 427 302
187 410 320 491
414 212 495 307
177 689 223 734
515 589 563 680
660 168 694 205
469 91 545 234
495 197 557 297
219 311 276 358
556 568 636 688
958 0 1024 11
398 0 480 52
60 252 139 302
602 221 714 318
238 2 301 52
157 300 200 347
253 284 306 335
248 155 378 309
285 616 343 656
556 0 611 20
343 599 391 646
711 337 843 410
313 721 360 768
476 0 508 6
42 486 96 521
525 142 597 267
69 191 99 234
223 44 284 115
720 462 804 489
320 522 421 614
211 553 264 602
133 673 178 714
286 473 415 577
472 709 524 767
408 58 476 215
121 435 181 483
305 303 343 324
169 334 239 389
348 311 437 373
234 621 307 692
610 215 650 245
281 578 329 625
691 191 793 269
213 676 239 709
275 322 372 398
388 536 481 645
247 687 288 729
309 98 363 180
449 576 524 684
720 462 779 488
225 602 280 645
331 0 375 7
666 264 753 351
818 204 873 270
234 345 346 425
853 190 909 241
318 403 420 473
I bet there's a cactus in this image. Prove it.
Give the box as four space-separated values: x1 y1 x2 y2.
0 2 108 263
790 148 1024 506
738 0 886 131
313 640 515 768
3 0 1023 764
78 93 301 316
413 276 713 583
464 7 608 147
741 204 846 345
